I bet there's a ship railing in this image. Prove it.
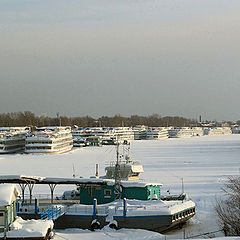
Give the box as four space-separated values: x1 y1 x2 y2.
40 205 66 220
66 204 109 216
20 194 80 205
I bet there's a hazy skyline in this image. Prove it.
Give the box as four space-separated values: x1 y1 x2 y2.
1 0 240 121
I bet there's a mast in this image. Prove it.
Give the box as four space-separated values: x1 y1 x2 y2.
114 140 122 199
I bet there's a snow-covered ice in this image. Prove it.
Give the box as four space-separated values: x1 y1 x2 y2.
0 135 240 239
53 227 164 240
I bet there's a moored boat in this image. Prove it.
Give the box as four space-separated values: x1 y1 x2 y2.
25 126 73 154
11 143 195 233
0 127 30 154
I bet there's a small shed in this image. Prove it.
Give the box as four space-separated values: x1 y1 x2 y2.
0 184 19 233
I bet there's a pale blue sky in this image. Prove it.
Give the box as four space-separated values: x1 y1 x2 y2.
1 0 240 121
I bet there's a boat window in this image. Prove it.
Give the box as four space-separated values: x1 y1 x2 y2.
104 189 111 196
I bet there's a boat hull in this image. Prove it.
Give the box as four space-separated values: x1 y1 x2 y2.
18 211 195 233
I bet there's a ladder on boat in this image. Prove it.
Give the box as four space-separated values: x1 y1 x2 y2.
41 206 66 221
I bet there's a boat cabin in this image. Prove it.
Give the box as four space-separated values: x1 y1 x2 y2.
104 161 144 181
77 180 162 205
86 136 102 146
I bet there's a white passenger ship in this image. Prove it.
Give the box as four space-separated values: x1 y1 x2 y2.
72 127 134 144
203 127 232 136
0 127 30 153
25 126 73 154
168 127 193 138
146 127 169 140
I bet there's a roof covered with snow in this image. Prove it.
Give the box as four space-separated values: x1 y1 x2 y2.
0 184 19 206
0 175 162 187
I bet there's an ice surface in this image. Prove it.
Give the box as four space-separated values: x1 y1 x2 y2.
1 135 240 239
53 227 164 240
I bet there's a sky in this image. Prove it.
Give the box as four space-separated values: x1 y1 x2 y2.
0 0 240 121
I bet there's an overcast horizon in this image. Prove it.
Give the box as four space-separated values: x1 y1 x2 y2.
1 0 240 121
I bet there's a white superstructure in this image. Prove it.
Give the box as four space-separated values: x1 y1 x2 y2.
203 127 232 136
145 127 169 140
0 127 30 154
113 127 134 141
168 127 193 138
25 126 73 154
191 127 204 136
232 126 240 134
72 127 134 143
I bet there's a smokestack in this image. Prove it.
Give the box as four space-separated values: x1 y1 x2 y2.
95 164 99 178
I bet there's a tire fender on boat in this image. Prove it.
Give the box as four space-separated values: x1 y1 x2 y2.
90 219 100 231
108 220 118 230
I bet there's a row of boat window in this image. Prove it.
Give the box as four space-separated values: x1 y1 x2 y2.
0 145 24 150
0 140 25 145
30 133 71 139
26 142 73 150
172 208 195 222
26 138 73 145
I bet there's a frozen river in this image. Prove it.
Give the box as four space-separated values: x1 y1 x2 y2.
1 135 240 239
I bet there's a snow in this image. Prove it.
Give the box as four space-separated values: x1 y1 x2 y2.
0 184 19 206
0 135 240 239
167 200 195 215
66 198 193 216
53 227 164 240
0 175 45 181
0 217 53 238
120 181 162 187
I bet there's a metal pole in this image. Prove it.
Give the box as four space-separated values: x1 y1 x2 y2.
181 178 184 194
123 198 127 216
19 183 27 204
4 208 7 240
93 198 97 217
114 141 122 199
49 184 57 204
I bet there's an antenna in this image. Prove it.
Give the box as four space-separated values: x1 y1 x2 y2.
114 137 122 199
181 178 184 194
125 145 131 163
57 112 61 126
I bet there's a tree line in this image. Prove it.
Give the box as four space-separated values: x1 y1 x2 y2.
0 111 203 128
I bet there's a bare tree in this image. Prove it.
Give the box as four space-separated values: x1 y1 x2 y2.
215 176 240 236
